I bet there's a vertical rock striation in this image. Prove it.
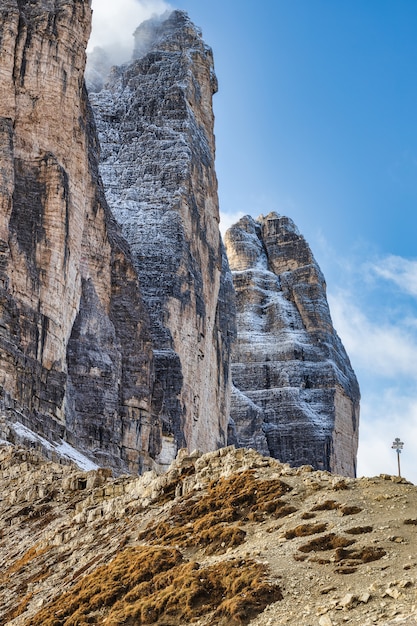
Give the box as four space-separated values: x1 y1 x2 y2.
225 213 360 477
0 0 157 473
89 11 236 465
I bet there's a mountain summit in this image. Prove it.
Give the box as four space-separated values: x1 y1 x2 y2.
225 213 360 476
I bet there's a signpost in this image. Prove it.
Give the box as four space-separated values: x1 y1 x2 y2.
391 438 404 478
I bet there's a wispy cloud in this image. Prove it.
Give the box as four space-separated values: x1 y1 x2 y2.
368 255 417 298
219 210 247 237
328 289 417 380
88 0 172 64
326 253 417 484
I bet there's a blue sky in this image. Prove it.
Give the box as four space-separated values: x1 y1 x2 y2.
89 0 417 483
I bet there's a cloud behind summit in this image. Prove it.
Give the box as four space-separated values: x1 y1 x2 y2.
88 0 172 65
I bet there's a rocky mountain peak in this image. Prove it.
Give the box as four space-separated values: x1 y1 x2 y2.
1 0 359 481
225 213 360 477
133 10 208 61
89 9 235 467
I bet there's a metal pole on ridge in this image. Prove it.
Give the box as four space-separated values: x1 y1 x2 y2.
391 438 404 477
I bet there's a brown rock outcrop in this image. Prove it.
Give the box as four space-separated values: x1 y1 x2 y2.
89 11 236 465
225 213 360 476
0 0 157 473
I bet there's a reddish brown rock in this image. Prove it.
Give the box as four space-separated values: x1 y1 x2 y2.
0 0 157 473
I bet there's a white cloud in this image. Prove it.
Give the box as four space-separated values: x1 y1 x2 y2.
328 290 417 380
357 389 417 485
219 210 246 237
369 255 417 298
88 0 172 64
327 271 417 484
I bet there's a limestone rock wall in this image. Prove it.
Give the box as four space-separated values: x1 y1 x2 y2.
0 0 157 473
89 11 236 464
225 213 360 477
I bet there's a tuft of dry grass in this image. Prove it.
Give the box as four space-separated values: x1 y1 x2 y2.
332 480 349 491
311 500 340 511
284 523 327 540
156 464 196 504
0 545 49 582
298 533 355 553
1 592 34 624
339 505 362 516
354 546 386 563
335 566 358 574
332 545 386 574
27 546 282 625
310 500 362 516
345 526 373 535
301 512 316 520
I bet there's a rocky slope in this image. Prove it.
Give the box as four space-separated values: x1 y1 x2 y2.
225 214 360 477
0 0 158 474
88 11 236 464
0 441 415 626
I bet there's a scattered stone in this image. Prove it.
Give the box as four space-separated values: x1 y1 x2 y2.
339 593 358 609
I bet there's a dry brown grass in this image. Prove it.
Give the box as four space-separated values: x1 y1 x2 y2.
339 504 362 516
0 544 49 581
301 512 316 520
311 500 340 511
27 546 282 625
284 523 327 539
1 592 33 625
345 525 373 535
156 464 196 504
298 533 355 553
332 479 349 491
306 543 386 574
310 500 362 516
139 470 293 555
332 545 386 573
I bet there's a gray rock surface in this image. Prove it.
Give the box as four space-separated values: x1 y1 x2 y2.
89 10 236 465
225 213 360 476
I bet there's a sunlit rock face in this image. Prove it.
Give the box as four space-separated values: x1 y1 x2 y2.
225 213 360 477
0 0 157 474
89 11 236 465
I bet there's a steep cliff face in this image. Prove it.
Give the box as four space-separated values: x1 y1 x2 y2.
0 2 358 478
0 0 158 473
225 213 360 477
89 11 236 464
